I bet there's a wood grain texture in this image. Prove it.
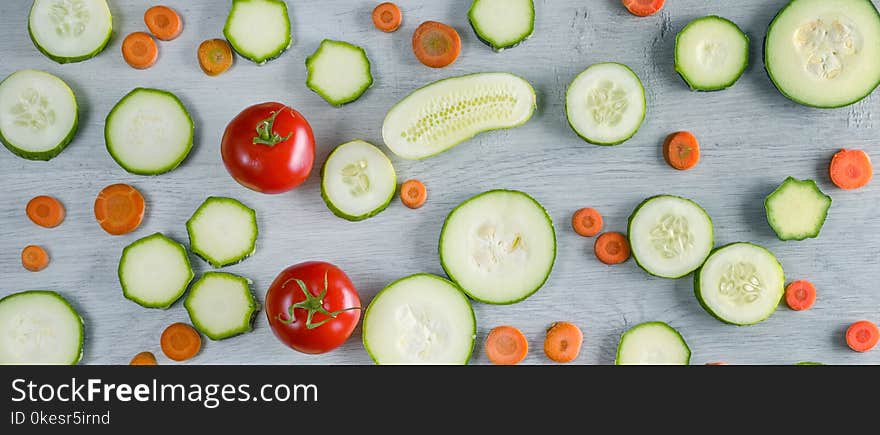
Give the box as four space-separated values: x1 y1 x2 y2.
1 0 878 365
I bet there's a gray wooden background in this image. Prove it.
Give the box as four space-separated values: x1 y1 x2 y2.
1 0 878 365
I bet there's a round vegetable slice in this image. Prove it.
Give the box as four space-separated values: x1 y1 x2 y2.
0 290 83 365
764 177 832 241
93 183 145 235
674 16 749 91
121 32 158 70
26 195 65 228
119 233 194 309
28 0 113 64
306 40 373 106
223 0 291 65
185 272 259 340
198 39 234 77
468 0 535 51
566 62 646 145
321 140 396 221
186 197 258 267
412 21 461 68
21 245 50 272
615 321 690 365
830 149 873 190
372 2 402 32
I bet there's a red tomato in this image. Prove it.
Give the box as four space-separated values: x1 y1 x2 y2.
221 102 316 194
265 261 361 354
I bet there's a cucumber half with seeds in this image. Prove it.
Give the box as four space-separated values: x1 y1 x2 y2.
468 0 535 51
306 40 373 106
0 70 78 161
615 322 691 365
440 190 556 305
566 62 646 145
382 73 536 160
187 197 258 267
0 291 83 365
119 233 194 309
224 0 291 65
321 140 396 221
765 177 832 241
29 0 113 64
185 272 259 340
675 16 749 91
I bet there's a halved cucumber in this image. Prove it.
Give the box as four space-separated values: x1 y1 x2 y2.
0 69 78 161
628 195 714 279
105 88 194 175
765 0 880 108
765 177 832 241
28 0 112 64
0 291 83 365
615 321 691 365
468 0 535 51
675 16 749 91
119 233 194 309
321 140 396 221
187 197 257 267
306 40 373 106
363 274 476 365
566 62 646 145
695 243 785 325
224 0 291 65
382 73 536 160
185 272 259 340
439 190 556 304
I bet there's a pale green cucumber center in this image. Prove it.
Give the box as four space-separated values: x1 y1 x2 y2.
586 80 629 127
567 63 645 144
49 0 90 37
629 197 712 278
0 70 76 153
794 18 860 80
718 262 765 305
698 244 784 325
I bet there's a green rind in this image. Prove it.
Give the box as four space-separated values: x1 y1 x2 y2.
305 39 374 106
565 62 646 146
467 0 535 52
0 290 84 365
0 70 78 161
186 197 258 268
184 272 260 341
119 233 194 309
764 177 832 241
439 189 557 305
674 15 749 91
362 273 476 365
27 0 113 64
614 321 691 365
223 0 292 65
319 141 396 222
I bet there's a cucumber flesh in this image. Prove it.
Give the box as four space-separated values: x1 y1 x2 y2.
28 0 112 64
695 243 785 325
615 322 691 365
382 73 536 160
440 190 556 305
187 197 258 267
0 69 78 161
764 177 832 241
321 140 396 221
675 16 749 91
224 0 291 65
306 40 373 106
185 272 259 340
468 0 535 51
0 291 83 365
363 274 476 365
566 62 646 146
119 233 194 309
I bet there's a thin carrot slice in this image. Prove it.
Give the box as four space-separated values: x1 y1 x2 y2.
830 149 873 190
594 232 631 265
26 195 65 228
198 39 234 76
663 131 700 170
622 0 666 17
21 245 49 272
485 326 528 365
145 5 183 41
412 21 461 68
129 351 158 366
94 184 146 236
785 280 817 311
572 207 603 237
160 323 202 362
122 32 158 69
705 362 728 365
846 320 879 353
544 322 583 363
400 179 427 209
372 2 402 32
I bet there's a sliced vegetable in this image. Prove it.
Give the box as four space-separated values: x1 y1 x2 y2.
412 21 461 68
185 272 259 340
765 177 832 241
121 32 158 70
566 62 646 145
129 351 158 365
26 195 65 228
119 233 194 309
198 39 234 76
0 291 83 365
21 245 50 272
622 0 665 17
663 131 700 170
615 321 690 365
830 149 873 190
674 16 749 91
594 232 631 265
400 179 427 209
320 140 396 221
186 197 257 267
572 208 603 237
785 280 816 311
372 2 402 33
306 40 373 106
224 0 291 65
160 322 201 361
485 326 528 365
144 5 183 41
468 0 534 51
544 322 583 363
846 320 879 352
28 0 113 63
794 361 825 365
94 183 145 235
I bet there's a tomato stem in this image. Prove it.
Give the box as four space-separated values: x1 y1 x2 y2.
253 110 292 146
277 272 361 329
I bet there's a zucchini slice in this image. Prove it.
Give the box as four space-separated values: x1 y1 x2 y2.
764 177 832 241
119 233 194 309
306 40 373 106
615 322 691 365
224 0 291 65
185 272 259 340
675 16 749 91
28 0 112 64
0 291 83 365
468 0 535 51
187 197 258 268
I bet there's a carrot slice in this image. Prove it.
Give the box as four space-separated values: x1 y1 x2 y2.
663 131 700 170
412 21 461 68
830 149 873 190
21 245 49 272
161 323 202 361
622 0 665 17
373 2 402 32
94 184 146 236
485 326 528 365
130 351 158 366
705 362 728 365
846 320 879 353
122 32 158 69
572 207 603 237
400 179 427 209
198 39 234 76
544 322 583 363
26 195 65 228
594 232 631 265
785 280 817 311
145 5 183 41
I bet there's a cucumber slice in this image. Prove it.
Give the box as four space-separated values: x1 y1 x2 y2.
321 140 396 221
224 0 291 65
566 62 646 146
675 16 749 91
695 243 785 325
363 274 476 365
0 291 83 365
187 197 257 267
185 272 259 340
440 190 556 304
0 69 78 161
468 0 535 51
306 40 373 106
119 233 194 309
615 322 691 365
765 0 880 108
628 195 714 279
765 177 832 241
105 88 194 175
28 0 112 64
382 73 536 160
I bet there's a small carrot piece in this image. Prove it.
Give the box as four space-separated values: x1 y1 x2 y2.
130 351 158 366
198 38 234 76
27 195 65 228
572 207 603 237
94 184 146 236
663 131 700 170
21 245 49 272
485 326 528 365
122 32 159 69
161 323 202 361
400 179 427 209
830 149 873 190
144 5 183 41
846 320 879 353
622 0 666 17
784 280 817 311
705 362 728 366
372 2 402 33
544 322 583 363
594 232 631 265
412 21 461 68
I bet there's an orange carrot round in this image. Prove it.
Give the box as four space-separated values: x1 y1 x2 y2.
198 39 234 76
572 207 603 237
372 2 402 33
622 0 666 17
94 184 145 236
122 32 158 69
26 195 65 228
21 245 49 272
830 149 873 190
400 179 427 209
663 131 700 170
705 362 728 366
846 320 879 353
129 351 158 365
160 323 202 362
145 5 183 41
544 322 583 363
485 326 528 365
412 21 461 68
785 280 816 311
594 232 631 265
